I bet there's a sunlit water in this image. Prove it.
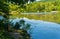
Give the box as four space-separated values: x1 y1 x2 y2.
13 18 60 39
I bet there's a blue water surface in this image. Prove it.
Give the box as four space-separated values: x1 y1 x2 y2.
1 16 60 39
23 18 60 39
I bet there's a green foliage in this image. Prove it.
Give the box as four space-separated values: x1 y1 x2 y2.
13 19 31 31
8 0 35 5
0 0 9 18
0 19 11 31
0 31 14 39
19 30 30 39
19 19 31 31
14 22 20 29
8 2 19 11
0 19 31 39
20 19 25 25
8 1 58 13
23 2 58 12
8 0 28 5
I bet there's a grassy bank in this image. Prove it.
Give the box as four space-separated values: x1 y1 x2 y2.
23 12 60 24
10 11 60 24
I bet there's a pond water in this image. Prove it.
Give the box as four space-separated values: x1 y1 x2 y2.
13 18 60 39
0 15 60 39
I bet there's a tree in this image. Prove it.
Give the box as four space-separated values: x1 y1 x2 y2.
13 19 31 31
14 22 20 30
0 0 9 18
19 19 31 31
8 0 35 5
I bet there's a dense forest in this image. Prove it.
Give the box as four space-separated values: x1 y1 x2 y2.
8 1 60 12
